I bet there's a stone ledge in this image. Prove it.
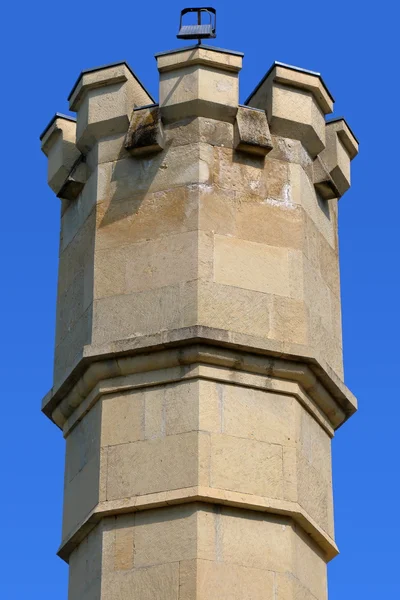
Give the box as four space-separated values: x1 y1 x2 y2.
60 361 336 437
156 45 243 74
57 486 339 563
42 327 357 431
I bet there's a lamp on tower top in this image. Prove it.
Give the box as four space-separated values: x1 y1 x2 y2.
177 7 217 44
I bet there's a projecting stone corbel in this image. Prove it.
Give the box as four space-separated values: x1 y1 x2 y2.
57 155 88 201
312 155 340 200
234 105 273 156
318 118 359 197
124 105 165 156
40 113 87 201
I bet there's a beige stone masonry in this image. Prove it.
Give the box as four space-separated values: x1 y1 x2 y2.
41 45 358 600
157 46 242 122
66 505 329 599
246 62 334 157
68 62 154 152
40 114 87 199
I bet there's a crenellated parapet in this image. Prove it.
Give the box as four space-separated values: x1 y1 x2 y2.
41 43 359 600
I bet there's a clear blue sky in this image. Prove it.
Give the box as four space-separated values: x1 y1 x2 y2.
0 0 398 597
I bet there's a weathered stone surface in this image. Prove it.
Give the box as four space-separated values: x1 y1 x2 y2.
165 116 234 148
234 105 273 156
124 105 165 156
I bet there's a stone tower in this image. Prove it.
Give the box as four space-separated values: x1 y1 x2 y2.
40 41 358 600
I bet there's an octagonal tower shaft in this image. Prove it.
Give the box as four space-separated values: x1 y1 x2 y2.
41 45 358 600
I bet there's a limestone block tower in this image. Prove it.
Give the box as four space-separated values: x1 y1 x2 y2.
40 35 358 600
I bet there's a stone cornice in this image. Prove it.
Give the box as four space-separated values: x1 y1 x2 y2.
57 486 339 564
42 326 357 431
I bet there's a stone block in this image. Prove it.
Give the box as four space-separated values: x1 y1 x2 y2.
125 105 165 156
268 135 313 170
62 451 101 540
221 384 296 446
101 390 145 447
96 186 198 251
91 280 197 346
210 433 283 498
53 305 92 390
123 230 211 294
180 559 275 600
309 309 344 379
197 280 271 338
86 133 130 170
234 105 273 156
113 517 135 571
246 62 334 157
93 230 208 300
41 114 84 197
213 147 290 200
102 562 180 600
65 401 101 483
105 432 208 500
143 386 165 440
214 235 291 297
218 507 293 572
303 256 333 333
163 380 197 436
319 118 359 197
234 194 305 249
198 186 236 236
213 147 268 195
69 62 154 152
55 269 86 347
93 246 126 300
270 295 308 346
157 46 242 123
165 116 234 148
60 180 97 253
133 504 201 567
68 525 102 600
96 143 213 204
275 573 325 600
293 527 328 600
156 46 243 73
